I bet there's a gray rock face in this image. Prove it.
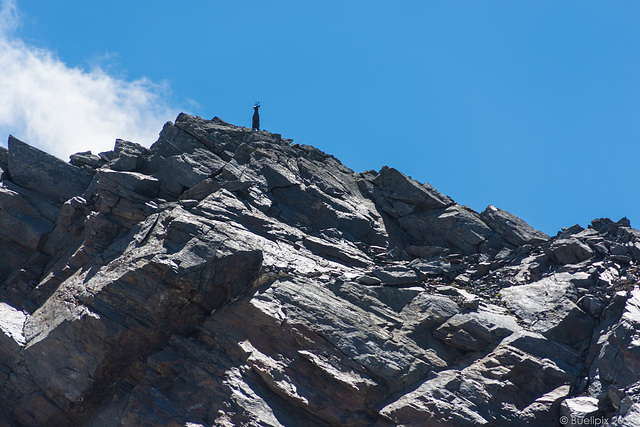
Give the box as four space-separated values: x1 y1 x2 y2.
360 166 509 255
8 135 94 203
70 151 106 169
434 309 520 351
594 288 640 390
501 274 595 345
0 145 8 172
561 396 601 426
0 186 54 251
0 186 54 287
369 165 454 211
550 237 595 264
481 204 549 246
0 114 638 426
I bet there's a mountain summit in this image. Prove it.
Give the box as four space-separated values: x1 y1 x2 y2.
0 114 639 426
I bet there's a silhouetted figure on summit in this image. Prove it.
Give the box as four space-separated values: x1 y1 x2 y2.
252 102 260 130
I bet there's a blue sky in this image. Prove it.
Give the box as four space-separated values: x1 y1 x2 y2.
0 1 638 235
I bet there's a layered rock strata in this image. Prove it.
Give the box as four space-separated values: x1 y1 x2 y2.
0 114 638 426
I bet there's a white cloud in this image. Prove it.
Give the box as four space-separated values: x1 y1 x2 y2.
0 0 18 36
0 0 179 160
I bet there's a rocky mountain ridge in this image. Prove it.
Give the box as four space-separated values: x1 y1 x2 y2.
0 114 638 426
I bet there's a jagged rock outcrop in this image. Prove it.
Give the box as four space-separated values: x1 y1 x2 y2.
0 114 638 426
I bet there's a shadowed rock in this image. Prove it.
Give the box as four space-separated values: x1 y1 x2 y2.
8 135 93 202
481 204 549 246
